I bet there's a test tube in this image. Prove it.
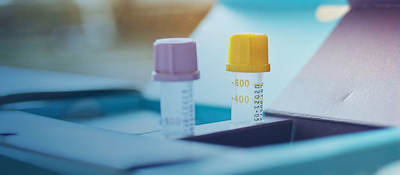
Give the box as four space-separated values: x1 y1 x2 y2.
153 38 200 138
226 33 270 125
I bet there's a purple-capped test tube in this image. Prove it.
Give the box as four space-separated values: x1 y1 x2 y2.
153 38 200 138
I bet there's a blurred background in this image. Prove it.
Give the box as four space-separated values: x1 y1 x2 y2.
0 0 350 107
0 0 214 87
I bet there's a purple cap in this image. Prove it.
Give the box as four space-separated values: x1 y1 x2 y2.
153 38 200 81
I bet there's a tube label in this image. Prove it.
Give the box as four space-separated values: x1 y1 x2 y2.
231 73 264 124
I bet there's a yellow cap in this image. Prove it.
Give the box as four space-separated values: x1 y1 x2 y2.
226 33 270 72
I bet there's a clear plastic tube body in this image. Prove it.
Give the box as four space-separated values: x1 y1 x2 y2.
231 72 264 125
160 81 195 138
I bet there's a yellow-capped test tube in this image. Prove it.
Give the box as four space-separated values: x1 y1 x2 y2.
226 33 270 125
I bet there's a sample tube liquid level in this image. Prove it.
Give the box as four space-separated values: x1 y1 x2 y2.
160 81 195 138
231 72 264 124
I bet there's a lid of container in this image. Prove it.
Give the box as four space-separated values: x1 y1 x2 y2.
153 38 200 81
269 1 400 126
226 33 270 73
